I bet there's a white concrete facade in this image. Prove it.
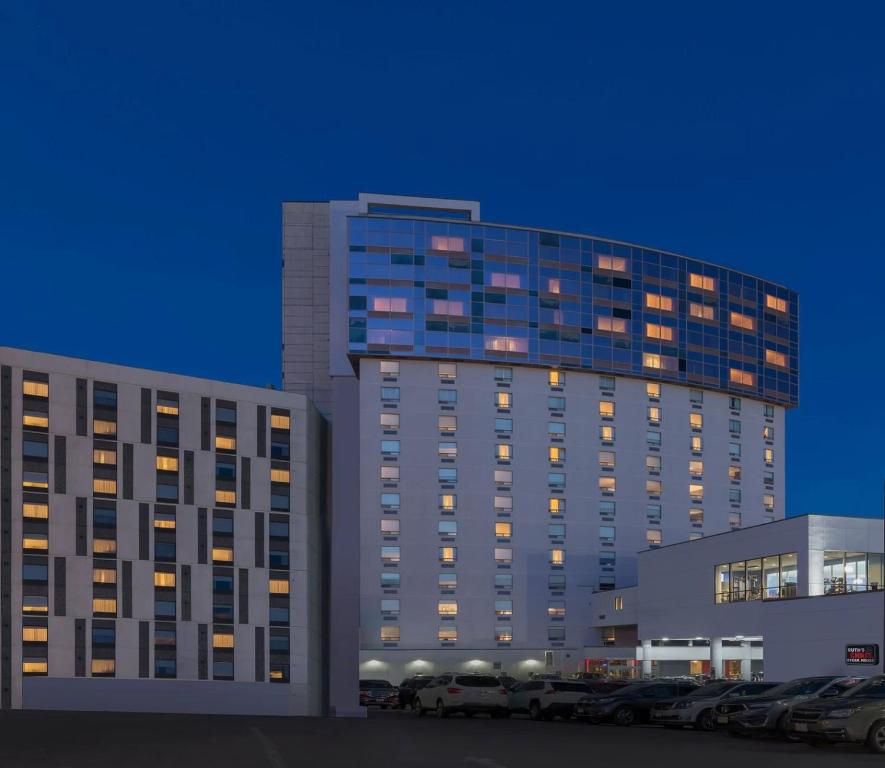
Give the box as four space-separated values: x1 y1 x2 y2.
0 347 325 715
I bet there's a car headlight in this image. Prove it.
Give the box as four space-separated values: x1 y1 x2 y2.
827 707 861 719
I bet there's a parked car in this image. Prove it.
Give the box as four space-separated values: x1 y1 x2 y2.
714 676 865 737
498 675 520 691
508 680 597 720
414 673 510 718
651 680 780 731
575 680 700 726
568 672 606 681
788 675 885 753
397 675 435 709
359 679 398 708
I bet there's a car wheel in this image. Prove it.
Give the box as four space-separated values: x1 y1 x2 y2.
695 709 716 732
415 698 426 717
437 699 449 719
614 706 636 727
866 719 885 754
529 700 542 721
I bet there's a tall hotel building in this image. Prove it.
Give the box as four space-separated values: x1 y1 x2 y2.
282 194 798 712
0 348 325 715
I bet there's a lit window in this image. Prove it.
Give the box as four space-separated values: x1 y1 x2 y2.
646 530 662 547
494 547 512 564
645 323 674 341
495 626 513 642
22 380 49 398
495 443 512 461
689 483 704 502
729 368 755 387
690 436 703 452
764 448 774 465
690 413 703 430
614 596 624 611
495 521 512 538
22 534 48 551
730 311 755 331
689 302 715 320
599 400 615 418
495 391 512 409
380 626 400 642
438 626 458 641
22 471 48 490
92 598 117 615
438 414 457 431
548 498 564 515
763 493 775 511
689 508 704 525
439 546 457 563
380 466 400 482
765 349 787 368
647 480 662 495
548 370 564 387
92 449 116 466
494 600 513 617
439 494 456 511
549 446 565 463
494 496 512 512
766 294 788 313
154 571 176 588
157 400 180 416
154 512 176 529
646 382 660 398
599 425 615 441
380 361 400 376
215 489 236 505
438 601 458 617
212 632 234 649
689 460 704 478
272 413 292 432
371 296 408 313
430 235 465 252
598 451 615 469
430 299 465 315
270 468 290 485
729 465 741 481
597 255 627 271
689 273 715 291
485 335 527 352
381 519 400 536
22 414 48 429
763 425 774 440
212 546 234 563
596 316 627 334
93 568 116 584
215 435 236 451
550 548 565 565
379 413 400 431
547 277 561 294
647 406 660 424
22 596 48 614
22 626 48 643
381 546 400 564
92 479 117 496
438 363 457 380
93 419 116 436
22 503 48 519
645 293 673 311
646 455 661 472
598 476 616 493
156 455 178 472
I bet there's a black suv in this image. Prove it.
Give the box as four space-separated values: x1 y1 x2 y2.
397 675 435 709
575 680 700 726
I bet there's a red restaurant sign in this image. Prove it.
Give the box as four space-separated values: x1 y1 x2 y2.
846 644 879 665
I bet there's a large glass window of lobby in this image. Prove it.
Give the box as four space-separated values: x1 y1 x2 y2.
822 551 883 594
714 552 798 603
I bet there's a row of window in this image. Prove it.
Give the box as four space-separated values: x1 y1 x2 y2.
377 625 566 643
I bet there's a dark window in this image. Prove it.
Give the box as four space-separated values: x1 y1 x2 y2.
92 627 115 647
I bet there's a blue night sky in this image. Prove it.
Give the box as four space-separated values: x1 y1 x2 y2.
1 2 883 518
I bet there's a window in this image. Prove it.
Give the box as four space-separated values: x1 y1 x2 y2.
93 419 117 436
381 519 400 536
765 349 787 368
647 530 662 547
614 596 624 611
381 387 400 402
548 523 565 539
22 414 48 429
548 472 565 488
381 493 400 510
764 404 775 418
154 571 176 588
766 294 788 313
599 526 615 544
380 626 400 642
381 546 400 564
550 548 565 566
546 277 561 294
729 368 755 387
548 574 566 590
646 504 661 521
485 335 527 353
647 431 662 447
270 413 290 430
729 442 742 458
645 293 673 311
439 573 457 589
494 600 513 617
439 494 456 511
547 396 565 411
599 425 615 441
23 503 48 519
215 489 236 505
438 414 456 432
647 480 662 496
729 396 742 411
22 534 47 551
212 546 233 563
689 460 703 478
488 272 521 288
689 302 715 320
645 322 674 341
92 479 117 496
495 443 512 461
380 466 400 482
599 501 615 517
494 391 512 409
155 455 178 472
495 573 513 589
729 419 741 434
215 436 236 451
438 626 458 642
92 598 117 615
646 406 660 424
22 626 48 643
22 380 49 398
495 418 513 433
729 512 742 529
438 520 457 537
549 446 566 463
763 493 775 511
380 599 399 617
730 311 755 331
690 413 703 430
598 476 616 493
598 451 615 469
438 442 457 458
548 498 565 515
380 412 400 429
689 508 704 525
646 455 661 472
596 316 627 334
379 361 400 376
23 471 49 490
548 370 565 387
599 400 615 417
548 601 566 618
494 521 512 538
494 496 512 512
764 448 774 465
439 546 457 563
597 254 627 271
269 578 289 595
494 367 512 382
91 659 115 676
689 273 715 291
494 548 512 564
646 382 660 398
495 626 513 642
438 389 457 405
93 449 117 465
381 573 400 588
690 436 702 452
547 421 565 438
689 483 704 502
438 600 458 617
438 363 457 380
729 488 742 503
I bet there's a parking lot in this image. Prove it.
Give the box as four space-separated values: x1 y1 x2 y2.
0 707 877 768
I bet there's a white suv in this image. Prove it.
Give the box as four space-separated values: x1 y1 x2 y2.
508 680 594 720
415 673 509 718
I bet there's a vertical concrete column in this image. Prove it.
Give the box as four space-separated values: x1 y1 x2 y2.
740 657 752 680
710 638 723 678
641 640 652 678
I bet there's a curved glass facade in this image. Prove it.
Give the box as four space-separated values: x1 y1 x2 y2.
346 215 798 406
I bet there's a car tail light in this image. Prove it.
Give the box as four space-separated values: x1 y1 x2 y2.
447 687 462 694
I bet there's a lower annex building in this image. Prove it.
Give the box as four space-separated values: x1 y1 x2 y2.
0 347 325 715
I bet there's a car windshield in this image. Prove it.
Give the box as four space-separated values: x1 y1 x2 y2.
681 682 737 698
455 675 501 687
360 680 391 688
767 677 833 697
844 677 885 699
